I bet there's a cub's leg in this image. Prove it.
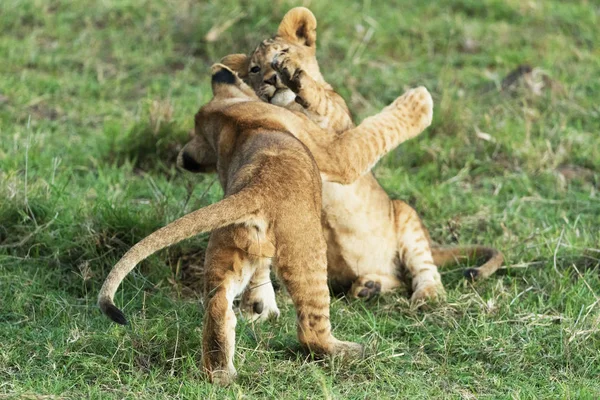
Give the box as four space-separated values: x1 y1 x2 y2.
392 200 446 303
202 243 255 386
311 87 434 185
240 258 280 322
274 226 362 357
350 273 402 299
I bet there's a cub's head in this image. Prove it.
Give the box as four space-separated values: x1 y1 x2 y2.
221 7 324 106
177 64 255 174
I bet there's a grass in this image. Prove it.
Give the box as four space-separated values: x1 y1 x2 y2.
1 0 599 398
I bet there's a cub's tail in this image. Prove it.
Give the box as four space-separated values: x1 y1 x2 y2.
98 189 261 325
431 245 504 280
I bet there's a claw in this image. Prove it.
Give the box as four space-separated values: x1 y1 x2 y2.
271 53 280 70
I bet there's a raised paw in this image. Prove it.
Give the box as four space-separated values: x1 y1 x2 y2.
350 278 382 300
271 50 305 99
410 281 446 304
392 86 434 134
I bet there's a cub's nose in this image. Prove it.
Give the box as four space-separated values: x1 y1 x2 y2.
264 74 277 86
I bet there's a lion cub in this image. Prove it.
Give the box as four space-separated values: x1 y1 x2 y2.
179 74 434 322
98 64 362 385
228 7 503 303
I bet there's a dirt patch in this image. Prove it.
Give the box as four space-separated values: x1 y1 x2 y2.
483 64 565 96
28 102 62 121
168 61 186 72
556 165 597 187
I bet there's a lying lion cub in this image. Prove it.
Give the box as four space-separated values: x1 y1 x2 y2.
99 64 433 384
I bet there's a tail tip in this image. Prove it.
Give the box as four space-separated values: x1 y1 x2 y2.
99 300 128 325
464 268 479 281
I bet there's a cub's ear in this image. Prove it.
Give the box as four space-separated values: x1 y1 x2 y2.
210 62 258 99
277 7 317 47
211 63 238 85
220 54 250 78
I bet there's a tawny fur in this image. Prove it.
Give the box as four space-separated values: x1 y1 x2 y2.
181 68 435 321
229 7 504 305
181 68 433 377
98 64 364 385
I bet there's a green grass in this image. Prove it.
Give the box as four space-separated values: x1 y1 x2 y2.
1 0 599 398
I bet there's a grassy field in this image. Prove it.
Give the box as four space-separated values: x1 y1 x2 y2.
1 0 599 398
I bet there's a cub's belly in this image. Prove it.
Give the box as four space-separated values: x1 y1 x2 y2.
321 175 397 285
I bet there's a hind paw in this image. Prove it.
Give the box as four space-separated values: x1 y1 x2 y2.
350 274 401 300
350 279 382 299
240 283 280 323
330 340 365 359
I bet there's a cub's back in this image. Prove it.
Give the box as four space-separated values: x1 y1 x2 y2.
229 128 322 215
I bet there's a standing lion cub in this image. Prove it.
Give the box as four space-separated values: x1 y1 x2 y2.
99 63 434 384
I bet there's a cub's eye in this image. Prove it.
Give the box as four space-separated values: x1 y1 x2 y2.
250 66 260 73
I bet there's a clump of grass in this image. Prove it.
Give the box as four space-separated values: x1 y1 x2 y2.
102 99 191 173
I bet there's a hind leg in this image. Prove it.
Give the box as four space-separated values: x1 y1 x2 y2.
202 245 255 385
393 200 445 303
350 273 402 299
275 233 362 357
240 258 280 322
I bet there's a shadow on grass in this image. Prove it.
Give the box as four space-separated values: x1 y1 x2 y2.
166 246 208 298
0 197 55 245
555 253 600 275
103 119 190 174
0 195 207 297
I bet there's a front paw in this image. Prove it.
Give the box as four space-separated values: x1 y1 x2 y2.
410 281 446 304
395 87 434 133
271 50 304 96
